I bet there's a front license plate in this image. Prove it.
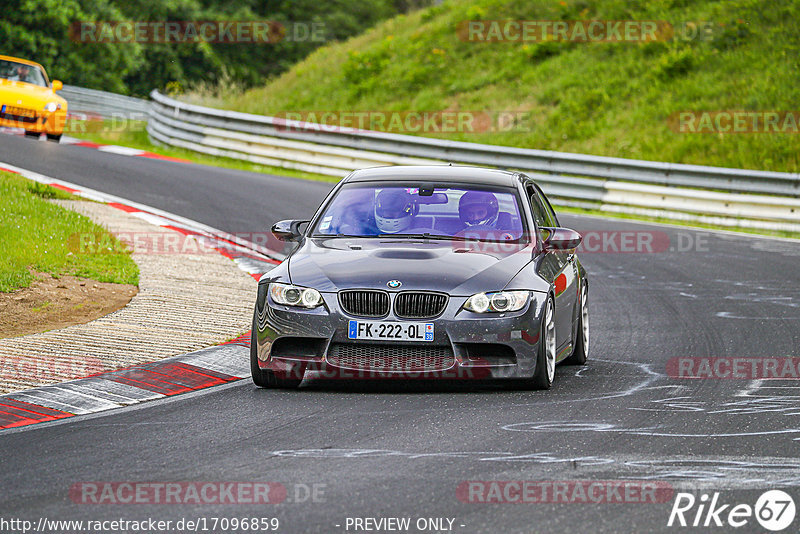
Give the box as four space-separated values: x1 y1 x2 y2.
7 106 35 118
348 320 434 342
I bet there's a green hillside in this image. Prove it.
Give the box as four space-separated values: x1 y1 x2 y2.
185 0 800 172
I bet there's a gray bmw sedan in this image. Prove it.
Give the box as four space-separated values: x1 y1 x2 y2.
251 165 588 389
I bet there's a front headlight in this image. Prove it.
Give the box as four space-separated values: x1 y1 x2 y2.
269 282 323 308
44 102 60 112
463 291 529 313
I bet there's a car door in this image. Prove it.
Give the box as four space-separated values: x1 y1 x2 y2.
526 183 577 354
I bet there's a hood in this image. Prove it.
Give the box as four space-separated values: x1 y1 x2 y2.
287 237 535 296
0 79 65 107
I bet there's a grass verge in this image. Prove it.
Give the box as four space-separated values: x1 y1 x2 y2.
0 170 139 292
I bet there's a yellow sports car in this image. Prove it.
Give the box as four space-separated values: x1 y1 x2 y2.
0 55 67 142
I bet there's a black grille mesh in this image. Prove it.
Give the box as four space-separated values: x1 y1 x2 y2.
0 110 38 123
339 290 390 317
327 343 455 372
394 292 448 318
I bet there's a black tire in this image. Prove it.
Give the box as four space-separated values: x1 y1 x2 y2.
527 296 556 390
46 133 62 143
250 325 272 388
250 315 304 389
24 131 40 138
563 284 588 365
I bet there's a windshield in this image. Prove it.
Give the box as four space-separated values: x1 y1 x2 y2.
0 60 48 87
312 183 527 242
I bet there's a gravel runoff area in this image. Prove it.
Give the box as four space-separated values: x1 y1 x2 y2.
0 200 256 394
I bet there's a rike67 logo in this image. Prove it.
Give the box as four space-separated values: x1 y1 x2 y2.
668 490 796 531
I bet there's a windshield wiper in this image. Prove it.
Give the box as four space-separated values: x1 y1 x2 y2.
397 233 528 244
310 233 372 238
315 233 525 244
378 233 467 241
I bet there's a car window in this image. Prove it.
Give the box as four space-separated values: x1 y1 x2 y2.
312 183 528 242
533 186 558 227
0 60 48 87
525 184 548 228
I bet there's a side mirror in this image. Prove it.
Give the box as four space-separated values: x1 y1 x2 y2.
271 219 308 242
542 227 582 251
52 80 63 91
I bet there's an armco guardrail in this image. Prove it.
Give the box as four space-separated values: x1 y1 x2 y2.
59 85 149 121
147 90 800 232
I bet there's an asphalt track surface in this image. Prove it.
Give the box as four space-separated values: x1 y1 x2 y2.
2 134 800 533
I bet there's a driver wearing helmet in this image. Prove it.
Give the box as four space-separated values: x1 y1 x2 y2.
375 189 417 233
458 191 499 228
8 64 31 83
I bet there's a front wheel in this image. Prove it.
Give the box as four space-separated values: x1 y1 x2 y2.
527 296 556 390
46 133 62 143
24 131 40 139
250 318 304 389
564 284 588 365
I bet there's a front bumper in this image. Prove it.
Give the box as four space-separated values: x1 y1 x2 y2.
0 109 66 134
254 290 547 380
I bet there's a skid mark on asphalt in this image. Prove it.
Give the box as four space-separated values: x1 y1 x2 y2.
734 379 800 439
503 421 800 439
540 363 800 439
633 395 800 416
270 448 613 464
507 357 663 408
266 448 800 487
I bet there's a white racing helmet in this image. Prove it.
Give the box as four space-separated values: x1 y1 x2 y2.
375 189 416 233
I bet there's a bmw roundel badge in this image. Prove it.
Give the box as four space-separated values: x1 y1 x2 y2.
387 280 402 288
